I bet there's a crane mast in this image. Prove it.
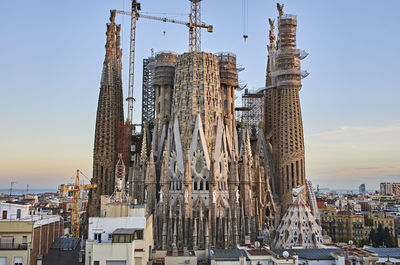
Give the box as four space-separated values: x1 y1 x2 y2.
61 169 97 238
117 0 212 125
126 1 140 125
189 0 202 53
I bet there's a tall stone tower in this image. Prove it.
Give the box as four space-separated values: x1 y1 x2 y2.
217 52 238 137
265 7 308 214
88 10 124 217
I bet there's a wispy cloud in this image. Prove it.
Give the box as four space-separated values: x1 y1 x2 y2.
309 124 400 138
336 166 400 175
306 123 400 188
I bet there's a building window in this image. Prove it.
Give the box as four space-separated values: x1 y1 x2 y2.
16 209 21 219
164 99 168 112
14 257 23 265
94 261 99 265
134 230 143 240
0 258 6 265
94 233 102 243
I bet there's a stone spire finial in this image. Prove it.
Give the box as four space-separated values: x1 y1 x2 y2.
110 9 116 23
268 18 276 45
105 10 117 61
115 24 122 62
277 3 284 16
140 124 148 165
160 146 170 185
149 140 155 165
245 125 253 164
184 150 191 182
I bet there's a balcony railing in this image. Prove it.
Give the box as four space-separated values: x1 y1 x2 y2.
0 243 28 250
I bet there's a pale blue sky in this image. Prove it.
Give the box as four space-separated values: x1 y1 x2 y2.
0 0 399 190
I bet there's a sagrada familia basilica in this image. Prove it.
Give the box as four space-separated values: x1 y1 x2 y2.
88 3 323 250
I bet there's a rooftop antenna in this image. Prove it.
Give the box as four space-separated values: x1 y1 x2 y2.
9 181 17 197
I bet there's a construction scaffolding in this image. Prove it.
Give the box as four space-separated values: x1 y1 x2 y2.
141 54 156 125
238 89 264 137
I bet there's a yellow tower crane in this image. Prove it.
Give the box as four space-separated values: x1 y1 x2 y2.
61 169 97 238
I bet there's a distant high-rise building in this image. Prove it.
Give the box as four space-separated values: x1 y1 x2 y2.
359 183 366 194
88 10 124 217
380 182 400 195
380 182 393 195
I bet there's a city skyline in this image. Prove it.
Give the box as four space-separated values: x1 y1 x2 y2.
0 0 399 190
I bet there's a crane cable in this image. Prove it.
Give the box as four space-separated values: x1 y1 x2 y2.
242 0 248 41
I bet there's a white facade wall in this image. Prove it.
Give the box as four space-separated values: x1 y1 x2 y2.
214 261 241 265
88 217 146 243
86 241 147 265
0 203 30 220
298 260 337 265
86 213 153 265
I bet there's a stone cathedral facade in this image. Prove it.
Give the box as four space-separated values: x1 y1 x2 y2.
131 50 278 250
90 5 322 251
128 6 320 250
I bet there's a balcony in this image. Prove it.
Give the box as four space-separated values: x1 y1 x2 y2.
0 243 28 250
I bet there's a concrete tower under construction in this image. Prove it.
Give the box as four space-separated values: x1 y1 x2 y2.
88 10 124 217
264 7 308 213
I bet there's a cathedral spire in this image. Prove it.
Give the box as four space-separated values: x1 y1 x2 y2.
140 123 148 165
88 9 124 217
105 10 116 63
115 24 122 67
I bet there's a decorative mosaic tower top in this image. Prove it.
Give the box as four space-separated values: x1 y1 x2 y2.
272 186 324 248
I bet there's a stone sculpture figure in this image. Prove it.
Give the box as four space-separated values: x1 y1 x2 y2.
159 189 164 203
292 185 304 202
262 225 270 245
235 190 240 204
